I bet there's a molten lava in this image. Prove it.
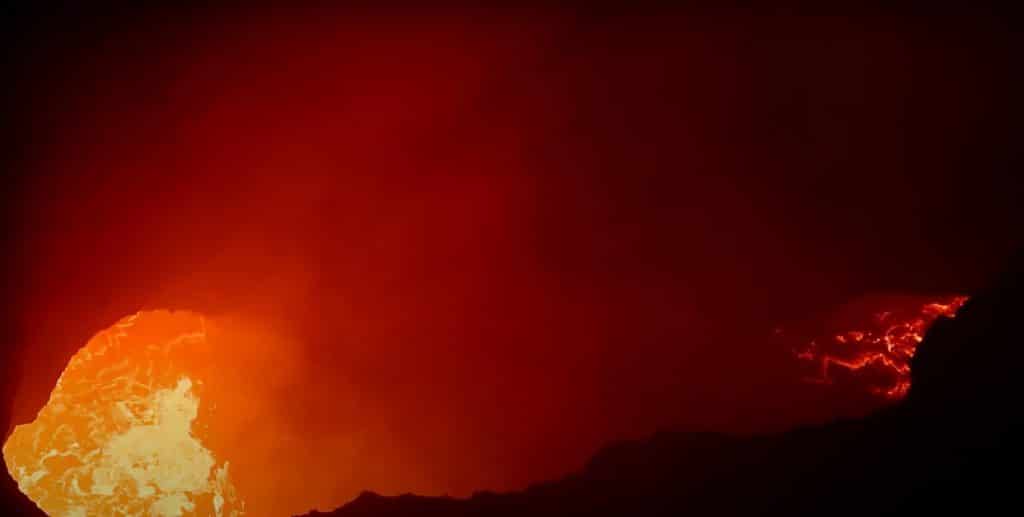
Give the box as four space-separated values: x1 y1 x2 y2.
3 311 244 516
795 295 968 399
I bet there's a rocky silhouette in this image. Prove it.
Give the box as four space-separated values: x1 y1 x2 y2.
2 251 1020 516
3 5 1020 515
296 250 1023 517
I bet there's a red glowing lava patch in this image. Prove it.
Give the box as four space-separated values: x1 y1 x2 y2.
793 295 968 399
3 311 245 516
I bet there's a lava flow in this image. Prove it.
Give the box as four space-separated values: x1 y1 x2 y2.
794 295 968 399
3 311 244 516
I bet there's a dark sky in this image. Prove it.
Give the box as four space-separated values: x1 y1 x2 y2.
3 5 1022 513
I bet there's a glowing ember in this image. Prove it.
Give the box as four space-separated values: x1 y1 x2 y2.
2 311 244 516
794 295 968 399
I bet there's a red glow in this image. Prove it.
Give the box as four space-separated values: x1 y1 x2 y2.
794 296 967 399
3 7 1012 515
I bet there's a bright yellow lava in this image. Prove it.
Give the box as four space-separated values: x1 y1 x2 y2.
3 311 244 516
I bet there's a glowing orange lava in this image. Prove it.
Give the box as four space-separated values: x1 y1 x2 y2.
3 311 245 516
794 295 968 399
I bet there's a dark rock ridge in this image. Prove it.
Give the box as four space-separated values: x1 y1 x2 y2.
298 250 1024 517
1 252 1019 516
0 464 38 515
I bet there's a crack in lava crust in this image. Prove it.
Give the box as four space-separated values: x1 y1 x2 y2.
794 295 968 399
3 311 244 516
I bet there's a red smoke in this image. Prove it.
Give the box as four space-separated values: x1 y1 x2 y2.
4 7 1016 516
